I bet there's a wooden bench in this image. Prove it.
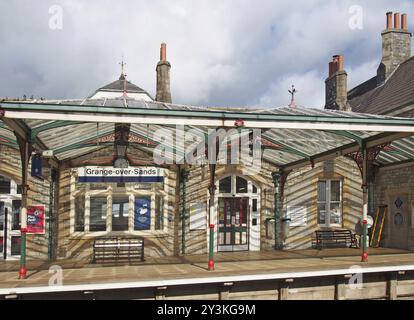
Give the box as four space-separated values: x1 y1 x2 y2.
312 229 357 249
92 237 144 263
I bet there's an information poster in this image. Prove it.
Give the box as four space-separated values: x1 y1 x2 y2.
134 197 151 230
27 205 45 234
287 206 307 227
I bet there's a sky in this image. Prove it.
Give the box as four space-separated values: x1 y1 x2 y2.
0 0 413 108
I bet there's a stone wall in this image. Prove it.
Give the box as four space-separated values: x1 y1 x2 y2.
373 162 414 250
283 156 363 250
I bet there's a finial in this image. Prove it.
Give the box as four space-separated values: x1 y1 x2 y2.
119 56 127 80
288 85 297 108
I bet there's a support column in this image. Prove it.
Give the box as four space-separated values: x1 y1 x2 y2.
272 170 283 250
173 165 181 256
361 146 369 263
180 167 189 255
208 164 216 271
16 136 31 279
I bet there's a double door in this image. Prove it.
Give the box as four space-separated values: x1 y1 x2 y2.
218 197 249 251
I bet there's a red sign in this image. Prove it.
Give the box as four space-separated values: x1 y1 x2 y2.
27 205 45 234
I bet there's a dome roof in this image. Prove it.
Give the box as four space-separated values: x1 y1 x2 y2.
89 73 153 101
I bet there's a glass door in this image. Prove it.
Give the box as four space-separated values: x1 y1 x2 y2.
0 199 21 259
0 175 22 260
218 197 249 251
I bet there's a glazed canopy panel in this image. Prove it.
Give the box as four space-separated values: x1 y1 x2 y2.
1 98 414 168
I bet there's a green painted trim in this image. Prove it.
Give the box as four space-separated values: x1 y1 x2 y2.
53 130 114 154
383 146 414 160
263 135 311 159
324 130 364 147
31 121 84 139
3 101 414 126
0 134 17 145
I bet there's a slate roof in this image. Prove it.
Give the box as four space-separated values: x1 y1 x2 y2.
94 74 151 95
349 56 414 115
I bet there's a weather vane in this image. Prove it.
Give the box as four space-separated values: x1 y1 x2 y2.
119 56 126 76
288 85 297 108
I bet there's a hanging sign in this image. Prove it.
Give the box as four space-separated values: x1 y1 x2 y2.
27 205 45 234
77 166 164 183
134 197 151 230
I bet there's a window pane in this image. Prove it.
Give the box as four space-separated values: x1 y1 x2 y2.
317 181 326 202
12 200 21 230
90 197 107 232
330 181 341 202
252 199 258 212
155 195 164 230
252 185 258 193
11 236 21 256
0 176 11 194
330 202 342 225
0 201 4 231
236 177 248 193
112 198 129 231
219 177 231 193
218 198 225 224
75 195 85 232
317 203 326 225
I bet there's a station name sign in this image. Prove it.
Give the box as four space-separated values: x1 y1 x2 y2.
77 166 164 183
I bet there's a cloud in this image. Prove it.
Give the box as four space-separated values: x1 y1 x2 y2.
0 0 413 108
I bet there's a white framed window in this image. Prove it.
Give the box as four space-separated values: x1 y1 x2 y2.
70 175 168 235
317 179 342 227
0 174 22 259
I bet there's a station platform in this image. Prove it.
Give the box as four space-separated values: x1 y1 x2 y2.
1 248 414 292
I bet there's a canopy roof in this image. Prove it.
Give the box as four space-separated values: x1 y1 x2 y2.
1 98 414 171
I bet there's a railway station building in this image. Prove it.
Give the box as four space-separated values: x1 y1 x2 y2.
1 11 414 279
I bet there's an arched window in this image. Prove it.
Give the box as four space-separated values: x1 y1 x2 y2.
217 175 259 195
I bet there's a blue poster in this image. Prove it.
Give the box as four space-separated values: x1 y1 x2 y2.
134 197 151 230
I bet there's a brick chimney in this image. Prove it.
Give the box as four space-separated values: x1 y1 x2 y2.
156 43 172 103
377 12 412 84
324 55 350 111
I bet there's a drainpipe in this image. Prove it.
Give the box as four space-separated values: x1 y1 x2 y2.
180 167 189 255
272 170 283 250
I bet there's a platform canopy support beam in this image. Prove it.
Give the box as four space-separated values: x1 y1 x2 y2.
361 146 369 262
208 163 216 271
15 135 32 279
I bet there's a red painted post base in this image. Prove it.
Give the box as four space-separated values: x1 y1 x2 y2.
361 252 368 263
18 267 27 279
208 259 215 271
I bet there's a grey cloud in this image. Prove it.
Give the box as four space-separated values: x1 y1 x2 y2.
0 0 413 108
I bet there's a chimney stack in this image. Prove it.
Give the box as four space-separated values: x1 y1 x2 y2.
156 43 172 103
377 12 412 84
394 13 401 29
386 12 393 30
325 55 350 111
402 14 408 30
